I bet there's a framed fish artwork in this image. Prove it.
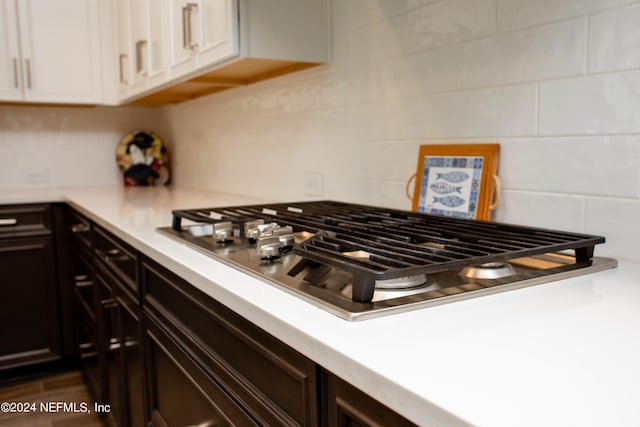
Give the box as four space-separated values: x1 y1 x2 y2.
411 144 500 220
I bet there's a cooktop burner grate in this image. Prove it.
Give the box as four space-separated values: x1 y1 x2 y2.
170 201 605 302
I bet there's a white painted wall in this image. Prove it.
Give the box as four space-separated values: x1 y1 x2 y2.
0 105 164 189
164 0 640 261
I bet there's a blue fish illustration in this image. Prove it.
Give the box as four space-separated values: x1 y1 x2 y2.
429 182 462 195
436 171 469 183
433 195 466 208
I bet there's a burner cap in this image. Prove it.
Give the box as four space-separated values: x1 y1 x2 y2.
458 262 516 280
375 275 427 289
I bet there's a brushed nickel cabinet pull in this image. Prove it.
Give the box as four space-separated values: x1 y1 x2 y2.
135 40 147 74
101 298 118 310
183 3 198 50
75 279 94 288
119 53 128 84
182 5 189 49
71 223 90 233
103 248 129 262
12 58 18 88
0 218 18 226
25 59 31 89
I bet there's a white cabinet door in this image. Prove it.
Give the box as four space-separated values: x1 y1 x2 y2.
169 0 197 75
115 0 132 95
16 0 102 103
147 0 167 82
168 0 237 78
0 0 22 101
129 0 148 89
129 0 167 92
197 0 236 67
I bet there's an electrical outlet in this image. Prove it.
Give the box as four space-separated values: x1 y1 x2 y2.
304 172 324 197
24 169 49 184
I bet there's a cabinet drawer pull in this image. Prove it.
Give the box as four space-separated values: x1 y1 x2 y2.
25 59 32 89
101 298 118 310
103 248 129 263
182 3 198 50
71 223 90 233
75 279 94 288
0 218 18 226
12 58 19 88
119 53 128 84
135 40 147 75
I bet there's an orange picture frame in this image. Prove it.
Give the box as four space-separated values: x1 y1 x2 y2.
411 144 500 220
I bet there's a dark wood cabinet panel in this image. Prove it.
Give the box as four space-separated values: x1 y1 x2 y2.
325 372 417 427
0 204 70 373
144 314 257 427
96 259 144 427
76 306 101 400
0 236 60 370
116 289 146 427
68 209 93 252
95 226 138 294
142 258 320 427
0 204 52 237
70 249 98 325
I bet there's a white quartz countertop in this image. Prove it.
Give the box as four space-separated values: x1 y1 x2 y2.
4 186 639 426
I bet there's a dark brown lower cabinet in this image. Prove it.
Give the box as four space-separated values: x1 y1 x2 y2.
63 209 416 427
144 312 257 427
118 294 145 427
0 236 60 370
325 373 417 427
141 257 320 426
96 260 145 427
76 308 101 399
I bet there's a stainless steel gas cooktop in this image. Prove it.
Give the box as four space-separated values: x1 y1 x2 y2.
158 201 617 320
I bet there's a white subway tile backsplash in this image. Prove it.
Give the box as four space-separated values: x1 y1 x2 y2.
332 17 404 69
429 84 537 138
463 19 586 88
344 97 431 141
498 137 640 197
331 0 435 35
539 71 640 135
0 106 162 189
586 197 640 261
497 0 633 31
326 177 413 210
4 1 640 262
403 0 497 53
381 46 462 97
326 141 420 181
492 190 587 233
589 3 640 73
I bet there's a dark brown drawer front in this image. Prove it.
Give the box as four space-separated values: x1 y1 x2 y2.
145 315 257 427
0 204 51 237
326 372 417 427
70 250 97 326
142 260 319 427
95 226 138 294
68 209 92 252
76 307 102 401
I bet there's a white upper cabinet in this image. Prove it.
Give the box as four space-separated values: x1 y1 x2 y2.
169 0 237 76
115 0 132 96
125 0 329 105
2 0 328 106
0 0 102 104
116 0 168 98
0 0 21 101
